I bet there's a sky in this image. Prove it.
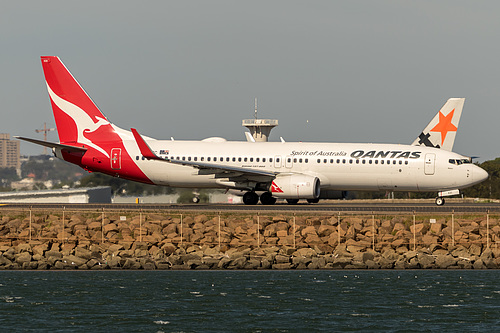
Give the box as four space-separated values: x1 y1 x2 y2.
1 1 499 161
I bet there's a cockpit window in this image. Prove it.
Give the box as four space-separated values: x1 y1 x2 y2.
449 158 472 165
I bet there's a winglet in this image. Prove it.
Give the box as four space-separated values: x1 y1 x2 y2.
131 128 164 161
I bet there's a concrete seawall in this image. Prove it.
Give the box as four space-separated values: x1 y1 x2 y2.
0 209 499 269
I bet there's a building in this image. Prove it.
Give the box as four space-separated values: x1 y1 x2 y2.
0 134 20 170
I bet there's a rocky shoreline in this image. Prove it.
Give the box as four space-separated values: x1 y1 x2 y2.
0 211 499 270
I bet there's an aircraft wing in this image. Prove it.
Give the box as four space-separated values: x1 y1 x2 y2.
131 128 277 180
15 136 88 153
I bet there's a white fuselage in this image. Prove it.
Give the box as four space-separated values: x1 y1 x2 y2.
125 139 487 192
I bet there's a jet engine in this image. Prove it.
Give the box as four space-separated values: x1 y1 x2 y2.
270 174 320 199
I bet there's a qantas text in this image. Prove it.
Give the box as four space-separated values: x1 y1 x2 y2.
350 150 421 159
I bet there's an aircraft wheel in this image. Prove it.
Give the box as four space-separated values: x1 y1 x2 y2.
192 196 200 203
286 199 299 205
307 198 320 204
260 192 277 205
435 197 445 206
243 191 259 205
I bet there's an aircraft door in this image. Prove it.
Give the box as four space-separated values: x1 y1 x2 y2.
424 153 435 175
274 156 282 168
111 148 122 170
285 156 293 169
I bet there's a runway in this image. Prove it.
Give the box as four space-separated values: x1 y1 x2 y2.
1 200 499 213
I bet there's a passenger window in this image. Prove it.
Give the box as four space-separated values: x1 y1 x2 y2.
381 160 384 165
194 157 197 161
250 158 254 162
405 161 408 165
232 157 236 162
244 157 248 162
343 159 346 164
207 157 211 161
399 160 402 165
299 158 302 163
305 159 308 163
263 158 266 162
393 160 396 165
182 157 186 161
270 158 273 162
201 157 204 161
362 160 366 164
136 156 139 160
356 159 359 164
276 158 280 162
375 160 378 164
317 159 321 163
188 157 191 161
256 158 260 162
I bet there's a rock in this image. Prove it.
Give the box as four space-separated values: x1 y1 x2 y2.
255 258 269 270
332 256 352 269
62 255 87 267
417 253 435 269
435 255 457 269
230 257 247 269
473 259 486 269
272 263 292 269
376 256 394 269
75 247 93 260
293 247 317 258
469 244 482 256
122 258 142 269
15 252 32 265
217 258 232 269
457 259 473 269
365 260 380 269
245 259 261 269
307 257 326 269
275 254 290 264
410 223 429 235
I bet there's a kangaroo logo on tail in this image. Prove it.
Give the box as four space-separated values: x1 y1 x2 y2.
41 56 116 158
46 84 110 157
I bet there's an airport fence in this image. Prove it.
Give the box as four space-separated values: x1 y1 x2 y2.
0 207 498 252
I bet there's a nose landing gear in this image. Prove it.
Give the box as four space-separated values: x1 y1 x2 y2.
435 197 445 206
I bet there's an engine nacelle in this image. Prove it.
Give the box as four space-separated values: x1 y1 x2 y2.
270 174 320 199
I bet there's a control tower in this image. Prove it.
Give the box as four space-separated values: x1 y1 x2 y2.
242 98 278 142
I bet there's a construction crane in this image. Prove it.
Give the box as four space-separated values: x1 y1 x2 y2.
35 122 56 155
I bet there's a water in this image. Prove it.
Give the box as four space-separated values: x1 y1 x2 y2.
0 271 499 332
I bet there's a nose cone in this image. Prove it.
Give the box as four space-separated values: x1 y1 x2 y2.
473 165 489 185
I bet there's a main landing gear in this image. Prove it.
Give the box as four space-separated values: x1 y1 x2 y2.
243 191 259 205
242 191 277 205
259 191 277 205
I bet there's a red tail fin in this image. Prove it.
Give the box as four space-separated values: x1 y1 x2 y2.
41 56 112 145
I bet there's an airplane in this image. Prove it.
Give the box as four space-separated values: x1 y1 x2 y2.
17 56 488 206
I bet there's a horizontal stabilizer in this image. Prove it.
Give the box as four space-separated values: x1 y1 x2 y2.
15 136 87 153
